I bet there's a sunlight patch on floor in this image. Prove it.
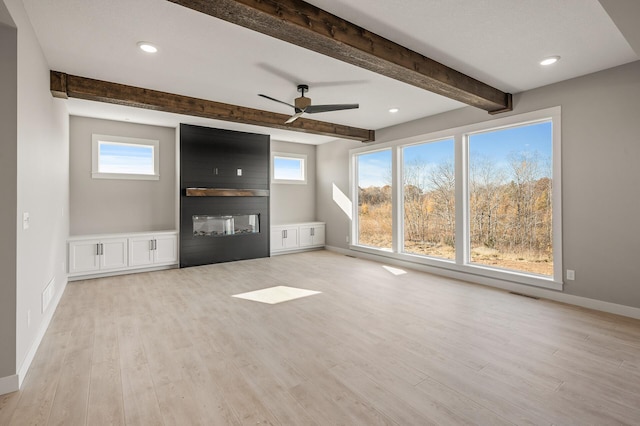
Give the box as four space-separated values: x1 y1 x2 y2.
382 265 407 276
232 285 322 304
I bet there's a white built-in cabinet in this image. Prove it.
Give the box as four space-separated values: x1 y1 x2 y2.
68 237 128 274
271 222 325 255
68 231 178 278
299 223 326 248
129 233 179 267
271 226 299 251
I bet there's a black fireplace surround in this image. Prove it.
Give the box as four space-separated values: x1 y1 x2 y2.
180 124 270 267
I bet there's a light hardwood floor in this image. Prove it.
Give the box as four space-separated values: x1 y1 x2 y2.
2 250 640 425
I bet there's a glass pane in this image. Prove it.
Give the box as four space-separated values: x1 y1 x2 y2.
468 121 553 276
402 139 455 259
99 141 154 175
357 150 392 250
193 214 260 237
274 157 304 180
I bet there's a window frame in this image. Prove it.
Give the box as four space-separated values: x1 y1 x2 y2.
350 107 562 290
400 137 456 261
352 147 394 250
271 152 307 184
91 134 160 181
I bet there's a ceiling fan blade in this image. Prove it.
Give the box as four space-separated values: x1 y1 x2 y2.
258 94 297 109
285 111 304 124
305 104 359 114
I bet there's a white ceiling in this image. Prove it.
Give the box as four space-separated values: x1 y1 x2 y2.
21 0 639 144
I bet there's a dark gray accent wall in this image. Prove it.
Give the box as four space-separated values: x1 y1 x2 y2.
180 124 270 267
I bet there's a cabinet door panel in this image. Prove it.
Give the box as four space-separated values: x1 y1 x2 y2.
69 240 100 274
270 229 285 250
312 225 325 246
283 228 298 248
129 237 154 267
299 226 313 247
154 234 178 264
101 238 128 270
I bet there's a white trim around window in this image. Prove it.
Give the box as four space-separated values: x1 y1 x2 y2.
271 152 307 184
349 106 562 290
92 134 160 181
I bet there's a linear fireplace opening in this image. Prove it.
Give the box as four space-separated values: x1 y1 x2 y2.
193 214 260 237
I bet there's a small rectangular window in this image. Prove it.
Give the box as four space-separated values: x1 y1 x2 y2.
92 134 159 180
272 153 306 184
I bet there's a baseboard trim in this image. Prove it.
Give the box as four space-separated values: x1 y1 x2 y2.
270 246 324 256
68 264 178 282
16 277 68 389
0 374 19 395
325 245 640 320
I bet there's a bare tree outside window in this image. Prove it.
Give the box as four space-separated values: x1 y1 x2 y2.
402 139 455 259
357 150 393 250
468 122 553 276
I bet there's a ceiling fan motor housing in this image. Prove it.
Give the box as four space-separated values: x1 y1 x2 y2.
295 96 312 110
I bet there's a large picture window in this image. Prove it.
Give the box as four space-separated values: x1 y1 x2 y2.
402 139 455 260
468 122 553 276
350 107 562 289
355 149 392 250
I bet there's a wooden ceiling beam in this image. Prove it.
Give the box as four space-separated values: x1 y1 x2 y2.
50 71 375 142
168 0 512 114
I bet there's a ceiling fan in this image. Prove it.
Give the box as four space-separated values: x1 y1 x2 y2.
259 84 359 124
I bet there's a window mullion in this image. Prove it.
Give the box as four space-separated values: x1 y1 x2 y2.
455 133 467 266
392 146 402 254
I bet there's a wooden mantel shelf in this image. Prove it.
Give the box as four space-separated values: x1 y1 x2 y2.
185 188 270 197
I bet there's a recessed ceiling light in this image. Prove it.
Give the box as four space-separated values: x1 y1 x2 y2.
389 108 399 113
540 56 560 66
137 42 158 53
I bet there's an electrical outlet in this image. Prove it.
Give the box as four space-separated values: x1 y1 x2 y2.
346 235 350 243
22 212 30 230
566 270 575 281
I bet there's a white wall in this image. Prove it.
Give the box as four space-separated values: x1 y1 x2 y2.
69 116 176 235
270 140 317 224
2 0 69 390
318 60 640 309
0 15 17 384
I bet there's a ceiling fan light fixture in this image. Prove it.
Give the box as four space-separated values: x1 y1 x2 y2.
137 42 158 53
540 56 560 66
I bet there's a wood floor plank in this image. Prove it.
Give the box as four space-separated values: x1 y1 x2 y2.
120 364 165 426
4 330 71 426
0 391 21 426
86 359 125 426
3 250 640 425
47 348 92 426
